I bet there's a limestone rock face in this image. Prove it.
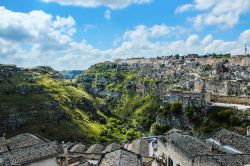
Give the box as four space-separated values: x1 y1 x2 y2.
156 114 183 129
15 84 44 95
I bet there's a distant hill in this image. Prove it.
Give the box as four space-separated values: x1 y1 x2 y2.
60 70 83 80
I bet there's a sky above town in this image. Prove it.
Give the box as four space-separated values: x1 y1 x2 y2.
0 0 250 70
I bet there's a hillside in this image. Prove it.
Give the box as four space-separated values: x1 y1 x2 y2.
1 57 250 143
0 64 107 142
77 63 163 131
77 61 250 137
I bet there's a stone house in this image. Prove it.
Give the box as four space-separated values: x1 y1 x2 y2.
156 129 210 166
155 129 250 166
221 80 241 96
207 129 250 154
0 133 63 166
167 90 205 108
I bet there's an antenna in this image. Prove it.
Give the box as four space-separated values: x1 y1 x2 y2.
245 44 247 56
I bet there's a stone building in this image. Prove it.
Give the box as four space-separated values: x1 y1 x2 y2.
155 129 250 166
156 129 210 166
166 90 205 108
221 81 241 96
0 133 63 166
207 129 250 154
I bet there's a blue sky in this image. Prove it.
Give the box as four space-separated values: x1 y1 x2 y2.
0 0 250 70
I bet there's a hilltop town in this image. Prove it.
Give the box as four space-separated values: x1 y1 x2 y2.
113 54 250 109
1 54 250 165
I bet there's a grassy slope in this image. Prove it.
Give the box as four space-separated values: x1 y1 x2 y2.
80 63 164 137
0 67 106 142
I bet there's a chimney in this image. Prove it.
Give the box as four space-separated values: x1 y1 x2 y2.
64 147 68 166
247 126 250 137
208 144 215 154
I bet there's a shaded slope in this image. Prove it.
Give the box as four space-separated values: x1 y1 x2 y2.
0 65 106 142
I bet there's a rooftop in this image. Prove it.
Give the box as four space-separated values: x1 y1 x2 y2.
86 144 105 154
164 129 210 158
211 129 250 153
0 137 8 154
198 154 250 166
102 143 121 154
0 133 63 165
70 143 86 153
100 149 142 166
6 133 46 150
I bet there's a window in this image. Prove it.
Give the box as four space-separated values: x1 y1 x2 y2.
168 157 173 166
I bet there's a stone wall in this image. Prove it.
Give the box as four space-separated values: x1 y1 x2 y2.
206 93 250 105
156 140 193 166
195 56 250 66
196 58 223 66
131 139 149 157
28 157 59 166
229 56 250 66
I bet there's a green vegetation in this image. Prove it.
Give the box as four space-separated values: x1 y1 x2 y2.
0 67 107 143
1 62 250 143
184 106 250 135
151 123 170 135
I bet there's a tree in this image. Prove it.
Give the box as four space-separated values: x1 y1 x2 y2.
151 123 170 135
125 129 140 141
169 101 182 115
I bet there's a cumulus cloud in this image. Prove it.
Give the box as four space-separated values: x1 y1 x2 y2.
123 24 187 41
41 0 153 9
0 6 109 70
110 25 250 59
239 29 250 43
1 7 250 70
176 0 250 29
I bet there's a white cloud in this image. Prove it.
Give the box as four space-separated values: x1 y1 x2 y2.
176 0 250 29
239 29 250 43
186 34 199 46
41 0 153 9
201 34 213 45
1 7 250 70
110 25 250 59
0 6 109 70
175 4 193 14
123 24 187 41
104 10 111 20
